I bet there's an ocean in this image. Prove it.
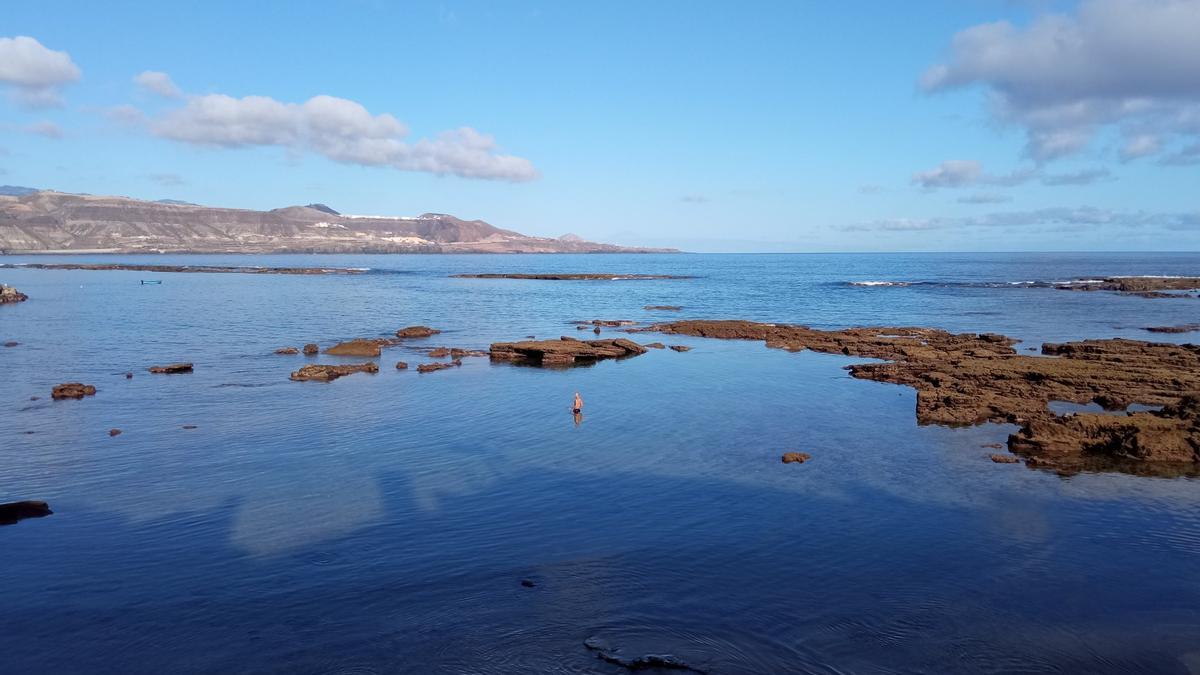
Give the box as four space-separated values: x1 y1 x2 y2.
3 252 1200 674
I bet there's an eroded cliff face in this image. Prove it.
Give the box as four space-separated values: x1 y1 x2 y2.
0 192 673 254
647 320 1200 475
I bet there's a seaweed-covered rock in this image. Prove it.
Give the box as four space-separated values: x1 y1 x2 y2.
0 500 52 526
149 363 193 374
490 337 648 367
324 340 381 357
52 382 96 400
395 326 441 339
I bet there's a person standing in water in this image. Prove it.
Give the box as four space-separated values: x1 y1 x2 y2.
572 392 583 414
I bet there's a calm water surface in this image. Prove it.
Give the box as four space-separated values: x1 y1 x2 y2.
2 253 1200 674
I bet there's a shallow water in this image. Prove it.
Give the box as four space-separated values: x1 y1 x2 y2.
2 252 1200 674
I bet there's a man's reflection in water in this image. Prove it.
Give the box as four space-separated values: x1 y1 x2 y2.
573 411 584 427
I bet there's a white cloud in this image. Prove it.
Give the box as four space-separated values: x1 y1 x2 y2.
146 93 538 181
26 120 63 139
0 36 81 108
922 0 1200 161
1039 168 1112 186
845 207 1200 232
134 70 181 99
912 160 983 188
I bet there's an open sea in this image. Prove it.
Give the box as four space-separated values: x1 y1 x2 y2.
2 252 1200 674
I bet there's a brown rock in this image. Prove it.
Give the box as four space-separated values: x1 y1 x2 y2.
395 325 441 339
782 452 811 464
981 443 1004 449
124 372 133 379
290 362 379 382
0 500 52 526
52 382 96 400
593 326 602 334
149 363 193 374
3 341 17 347
324 340 382 357
109 428 122 437
648 319 1200 475
645 342 666 349
1144 324 1200 333
395 361 408 370
990 454 1020 463
417 362 456 373
450 348 487 358
302 343 319 355
428 347 451 358
669 345 691 352
182 425 198 429
0 285 29 304
275 346 300 355
490 337 648 367
645 305 682 311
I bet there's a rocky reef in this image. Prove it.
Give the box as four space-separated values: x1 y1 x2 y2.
51 382 96 400
648 320 1200 475
290 363 379 382
0 500 53 526
325 339 383 357
395 326 441 338
1057 276 1200 297
490 336 648 367
1 284 28 304
149 363 193 374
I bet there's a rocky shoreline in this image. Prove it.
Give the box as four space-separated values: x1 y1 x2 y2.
0 263 366 275
645 320 1200 476
1056 276 1200 297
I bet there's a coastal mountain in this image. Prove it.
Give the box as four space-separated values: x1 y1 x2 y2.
0 191 672 254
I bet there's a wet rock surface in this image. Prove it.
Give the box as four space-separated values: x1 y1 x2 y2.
325 340 382 357
108 428 122 437
417 361 460 373
274 347 299 355
290 363 379 382
990 454 1020 463
583 637 707 673
645 342 666 349
428 347 451 358
302 343 319 355
669 345 691 352
0 500 53 526
395 325 441 338
1057 276 1200 294
645 305 682 310
648 320 1200 475
4 341 17 347
782 452 811 464
490 337 648 367
52 382 96 400
149 363 193 374
395 361 408 370
0 284 28 304
453 273 694 280
1144 323 1200 333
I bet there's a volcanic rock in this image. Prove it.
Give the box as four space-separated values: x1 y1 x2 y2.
490 337 648 367
395 326 441 339
275 346 299 355
648 319 1200 475
395 361 408 370
325 340 382 357
52 382 96 400
0 500 52 526
302 343 319 355
149 363 193 374
109 428 122 437
645 305 682 311
0 285 28 304
669 345 691 352
782 452 811 464
289 362 378 382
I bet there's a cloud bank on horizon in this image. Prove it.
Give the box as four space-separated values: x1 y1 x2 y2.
0 1 1196 251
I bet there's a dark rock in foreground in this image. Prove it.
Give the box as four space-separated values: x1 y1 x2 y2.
52 382 96 400
647 319 1200 475
324 340 382 357
0 285 28 304
0 500 53 526
454 273 694 280
395 325 441 339
490 337 648 367
290 362 379 382
149 363 193 374
275 346 299 355
782 452 811 464
583 637 706 673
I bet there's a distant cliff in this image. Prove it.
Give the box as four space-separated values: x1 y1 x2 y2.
0 191 674 254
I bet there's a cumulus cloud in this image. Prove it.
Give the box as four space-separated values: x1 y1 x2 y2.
134 70 181 98
26 120 64 139
0 36 81 108
145 93 537 181
922 0 1200 161
843 207 1200 232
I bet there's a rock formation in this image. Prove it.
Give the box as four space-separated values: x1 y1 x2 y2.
149 363 193 374
275 347 299 355
51 383 95 400
290 363 379 382
782 452 811 464
0 500 52 526
395 326 441 339
490 337 648 367
302 343 319 355
0 284 28 304
324 340 382 357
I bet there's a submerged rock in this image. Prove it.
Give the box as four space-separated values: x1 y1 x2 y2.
0 500 52 526
645 305 683 311
1144 324 1200 333
428 347 451 358
302 343 319 355
52 382 96 400
108 428 122 437
583 637 706 673
645 342 666 349
324 340 382 357
417 361 460 373
149 363 193 374
648 319 1200 475
669 345 691 352
290 362 379 382
0 285 28 304
1057 277 1200 294
3 341 17 347
490 337 648 367
782 452 811 464
395 325 441 339
990 454 1020 463
454 273 694 280
275 346 299 355
395 361 408 370
450 348 487 358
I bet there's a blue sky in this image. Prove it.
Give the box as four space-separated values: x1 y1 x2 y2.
1 0 1198 251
